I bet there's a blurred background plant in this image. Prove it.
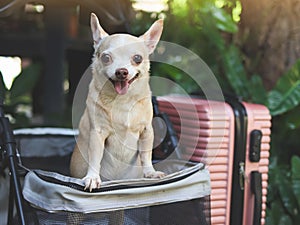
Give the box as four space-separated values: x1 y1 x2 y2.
0 60 41 128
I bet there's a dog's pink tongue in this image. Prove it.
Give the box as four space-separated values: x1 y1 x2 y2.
114 80 129 95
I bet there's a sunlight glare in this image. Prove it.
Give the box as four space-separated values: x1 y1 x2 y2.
132 0 168 12
0 56 22 90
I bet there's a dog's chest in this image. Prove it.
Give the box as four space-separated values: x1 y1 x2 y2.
110 99 152 132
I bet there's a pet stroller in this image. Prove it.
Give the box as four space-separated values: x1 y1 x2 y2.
0 98 211 225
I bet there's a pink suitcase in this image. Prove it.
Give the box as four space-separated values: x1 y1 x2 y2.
156 95 271 225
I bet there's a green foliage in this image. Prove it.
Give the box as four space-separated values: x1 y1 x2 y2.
223 54 300 116
292 157 300 212
0 63 41 128
199 0 238 33
266 156 300 225
133 0 241 94
267 60 300 116
221 45 251 98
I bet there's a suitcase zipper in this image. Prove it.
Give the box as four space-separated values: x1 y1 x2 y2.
226 96 248 225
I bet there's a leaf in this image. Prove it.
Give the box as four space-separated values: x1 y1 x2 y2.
291 156 300 209
266 200 285 225
9 63 41 101
211 7 238 33
267 90 283 111
274 60 300 93
200 13 226 51
278 215 293 225
248 74 268 104
268 81 300 116
276 168 299 217
199 0 238 33
281 106 300 130
222 45 250 98
268 60 300 116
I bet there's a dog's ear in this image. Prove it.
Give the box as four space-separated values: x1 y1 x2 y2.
140 19 163 54
90 13 109 48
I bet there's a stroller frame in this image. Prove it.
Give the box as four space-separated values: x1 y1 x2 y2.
0 96 179 225
0 97 179 225
0 99 26 225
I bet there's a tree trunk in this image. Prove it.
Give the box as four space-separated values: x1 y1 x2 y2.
237 0 300 90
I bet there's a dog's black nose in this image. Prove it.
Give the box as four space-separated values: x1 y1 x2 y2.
115 68 129 80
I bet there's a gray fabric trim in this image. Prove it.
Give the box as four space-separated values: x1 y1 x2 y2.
14 128 77 157
23 161 210 213
14 128 79 136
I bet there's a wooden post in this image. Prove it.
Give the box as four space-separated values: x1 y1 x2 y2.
43 4 67 125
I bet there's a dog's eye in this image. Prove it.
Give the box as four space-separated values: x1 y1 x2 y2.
100 53 112 64
133 54 143 65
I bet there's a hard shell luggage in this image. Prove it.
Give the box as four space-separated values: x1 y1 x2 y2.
156 95 271 225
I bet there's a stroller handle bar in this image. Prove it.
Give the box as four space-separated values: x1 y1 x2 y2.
0 100 27 225
0 97 4 117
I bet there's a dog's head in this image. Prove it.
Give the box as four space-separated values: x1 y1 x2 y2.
90 13 163 95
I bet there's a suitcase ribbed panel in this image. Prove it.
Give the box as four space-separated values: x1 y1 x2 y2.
242 102 271 225
157 96 235 225
157 96 271 225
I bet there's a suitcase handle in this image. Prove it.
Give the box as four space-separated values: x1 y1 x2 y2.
249 130 262 162
152 97 181 161
251 171 262 225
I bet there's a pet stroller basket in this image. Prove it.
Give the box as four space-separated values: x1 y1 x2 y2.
0 100 211 225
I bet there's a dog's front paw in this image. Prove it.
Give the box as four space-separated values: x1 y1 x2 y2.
83 175 101 192
144 170 165 179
